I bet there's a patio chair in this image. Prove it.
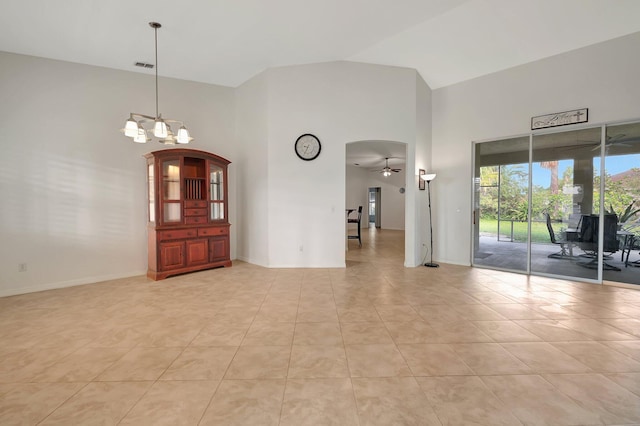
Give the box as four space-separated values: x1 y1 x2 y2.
623 234 640 267
545 213 576 259
577 214 621 271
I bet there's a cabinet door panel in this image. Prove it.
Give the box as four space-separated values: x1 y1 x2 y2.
209 236 228 262
186 239 208 265
160 241 185 270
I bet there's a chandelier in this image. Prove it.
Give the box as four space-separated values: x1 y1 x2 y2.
122 22 192 144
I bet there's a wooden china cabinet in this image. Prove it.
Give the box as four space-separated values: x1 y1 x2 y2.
145 148 231 280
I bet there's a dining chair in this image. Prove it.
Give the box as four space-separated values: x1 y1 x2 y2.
347 206 363 247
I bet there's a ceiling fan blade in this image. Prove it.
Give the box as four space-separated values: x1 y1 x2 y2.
609 133 626 141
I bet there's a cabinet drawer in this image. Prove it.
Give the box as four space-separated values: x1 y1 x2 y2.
185 216 206 225
184 208 206 216
184 200 207 208
158 229 197 241
198 227 229 237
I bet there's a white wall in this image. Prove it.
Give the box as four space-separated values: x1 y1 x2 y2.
0 52 235 296
261 61 421 267
235 72 269 266
0 53 435 295
415 74 433 265
432 31 640 266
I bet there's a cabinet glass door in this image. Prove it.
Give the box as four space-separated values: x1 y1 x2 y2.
210 164 224 220
162 159 181 223
148 164 155 223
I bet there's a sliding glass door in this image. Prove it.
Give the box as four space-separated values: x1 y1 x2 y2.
472 120 640 286
602 123 640 285
473 137 530 272
530 128 600 281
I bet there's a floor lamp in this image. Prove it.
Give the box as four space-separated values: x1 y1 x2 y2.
421 173 439 268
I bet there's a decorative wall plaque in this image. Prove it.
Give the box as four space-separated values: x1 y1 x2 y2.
531 108 588 130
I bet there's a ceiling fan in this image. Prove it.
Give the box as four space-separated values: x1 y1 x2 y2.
376 158 402 176
589 133 632 151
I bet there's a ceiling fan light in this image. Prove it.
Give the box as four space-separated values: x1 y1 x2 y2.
176 126 190 144
383 170 391 177
153 118 168 138
124 116 139 137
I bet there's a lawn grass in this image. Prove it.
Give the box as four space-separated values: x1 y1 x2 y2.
479 218 550 243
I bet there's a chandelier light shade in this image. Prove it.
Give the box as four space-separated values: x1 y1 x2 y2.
134 127 149 143
121 22 193 145
124 116 139 137
176 126 190 144
153 117 168 139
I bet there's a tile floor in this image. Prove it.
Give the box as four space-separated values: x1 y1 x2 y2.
1 228 640 425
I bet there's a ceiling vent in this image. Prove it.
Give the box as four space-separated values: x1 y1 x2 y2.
134 62 154 69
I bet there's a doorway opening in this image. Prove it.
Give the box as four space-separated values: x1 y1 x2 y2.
345 140 408 262
369 187 381 228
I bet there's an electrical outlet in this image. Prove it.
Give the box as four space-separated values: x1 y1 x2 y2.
18 263 27 272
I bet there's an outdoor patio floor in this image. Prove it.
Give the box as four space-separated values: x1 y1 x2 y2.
475 236 640 286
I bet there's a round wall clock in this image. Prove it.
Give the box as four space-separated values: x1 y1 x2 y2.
295 133 321 161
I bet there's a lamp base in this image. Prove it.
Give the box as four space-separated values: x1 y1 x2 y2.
424 262 440 268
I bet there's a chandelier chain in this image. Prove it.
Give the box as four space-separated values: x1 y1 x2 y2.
154 24 159 118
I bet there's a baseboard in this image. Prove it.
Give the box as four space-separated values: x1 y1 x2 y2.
0 270 147 298
435 259 472 267
235 255 268 268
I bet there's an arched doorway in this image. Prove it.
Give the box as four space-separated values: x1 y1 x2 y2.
345 140 408 263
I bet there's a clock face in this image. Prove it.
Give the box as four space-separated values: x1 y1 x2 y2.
295 134 321 161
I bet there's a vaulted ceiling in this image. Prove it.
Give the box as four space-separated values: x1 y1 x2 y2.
1 0 639 89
